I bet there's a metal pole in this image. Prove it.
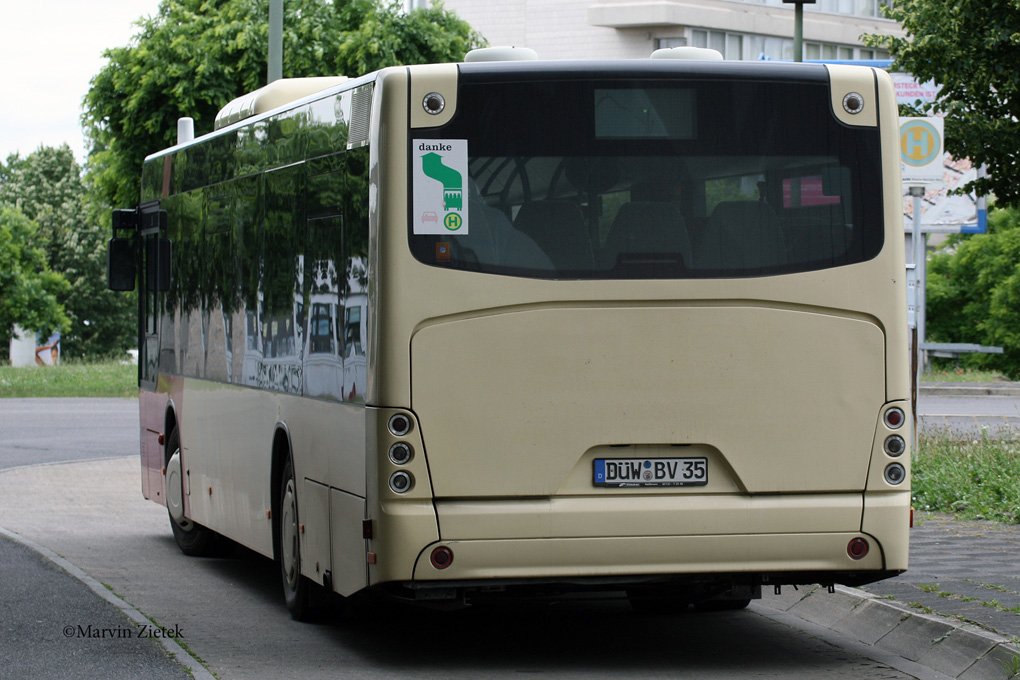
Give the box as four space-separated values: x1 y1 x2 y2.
910 186 927 378
794 3 804 62
268 0 283 84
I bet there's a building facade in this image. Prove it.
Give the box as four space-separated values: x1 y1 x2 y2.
417 0 902 62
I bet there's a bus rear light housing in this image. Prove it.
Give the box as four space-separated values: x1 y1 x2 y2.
430 546 454 569
847 537 869 560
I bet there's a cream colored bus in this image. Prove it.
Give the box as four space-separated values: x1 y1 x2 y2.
108 49 910 619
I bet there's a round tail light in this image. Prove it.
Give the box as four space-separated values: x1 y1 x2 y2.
847 537 869 560
884 435 906 457
884 408 905 430
388 442 413 465
884 463 906 485
388 471 413 494
388 414 412 437
430 546 454 569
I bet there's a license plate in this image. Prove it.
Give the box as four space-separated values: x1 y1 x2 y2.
593 458 708 487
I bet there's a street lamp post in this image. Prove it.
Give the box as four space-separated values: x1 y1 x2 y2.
782 0 816 63
268 0 283 83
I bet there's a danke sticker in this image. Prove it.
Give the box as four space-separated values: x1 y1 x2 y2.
412 140 469 235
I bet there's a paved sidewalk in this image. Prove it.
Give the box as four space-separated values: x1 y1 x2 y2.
758 513 1020 680
862 514 1020 640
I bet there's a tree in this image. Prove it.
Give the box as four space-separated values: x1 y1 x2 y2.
0 147 136 359
926 207 1020 378
865 0 1020 205
83 0 485 210
0 204 71 356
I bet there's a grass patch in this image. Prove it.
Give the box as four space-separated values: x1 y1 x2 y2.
0 361 137 398
913 432 1020 524
922 365 1009 383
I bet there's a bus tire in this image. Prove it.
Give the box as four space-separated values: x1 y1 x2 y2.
279 456 314 620
165 427 225 557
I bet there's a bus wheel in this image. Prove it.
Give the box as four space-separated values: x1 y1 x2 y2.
165 427 224 557
279 457 313 620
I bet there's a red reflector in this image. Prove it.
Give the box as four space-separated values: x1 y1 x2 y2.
847 538 870 560
430 546 454 570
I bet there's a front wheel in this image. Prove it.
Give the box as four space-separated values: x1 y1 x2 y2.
165 427 225 557
279 457 315 620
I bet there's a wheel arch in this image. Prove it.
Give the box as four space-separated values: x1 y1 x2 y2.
163 400 179 466
270 422 293 563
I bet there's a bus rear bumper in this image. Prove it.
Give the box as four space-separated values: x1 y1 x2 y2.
409 531 893 585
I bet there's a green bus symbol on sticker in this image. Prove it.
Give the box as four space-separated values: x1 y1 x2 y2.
444 213 463 231
421 152 463 211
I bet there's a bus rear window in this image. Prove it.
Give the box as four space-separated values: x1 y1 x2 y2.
409 75 883 280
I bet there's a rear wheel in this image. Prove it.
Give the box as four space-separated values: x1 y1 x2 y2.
165 427 224 557
279 457 315 620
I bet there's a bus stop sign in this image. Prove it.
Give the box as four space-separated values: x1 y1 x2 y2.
899 117 944 185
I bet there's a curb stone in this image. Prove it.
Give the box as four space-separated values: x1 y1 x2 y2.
762 585 1020 680
919 383 1020 398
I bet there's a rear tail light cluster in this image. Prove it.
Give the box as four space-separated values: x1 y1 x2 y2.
882 407 907 486
387 413 415 494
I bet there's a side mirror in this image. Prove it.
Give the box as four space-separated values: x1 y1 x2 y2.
107 237 137 291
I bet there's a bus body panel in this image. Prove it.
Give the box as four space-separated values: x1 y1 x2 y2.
433 494 865 539
410 304 884 498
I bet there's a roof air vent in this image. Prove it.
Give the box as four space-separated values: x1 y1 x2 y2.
650 47 724 61
464 46 538 63
214 76 349 130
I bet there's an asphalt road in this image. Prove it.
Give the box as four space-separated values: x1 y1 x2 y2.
0 398 138 470
1 396 1015 679
916 394 1020 437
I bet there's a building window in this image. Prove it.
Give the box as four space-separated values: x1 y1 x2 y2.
749 0 893 18
656 37 688 49
691 30 743 60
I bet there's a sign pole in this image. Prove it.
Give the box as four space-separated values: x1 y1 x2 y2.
268 0 283 84
910 186 927 381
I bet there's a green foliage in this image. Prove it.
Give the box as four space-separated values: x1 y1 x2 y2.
913 431 1020 524
865 0 1020 205
0 204 71 351
83 0 485 210
0 146 136 360
927 207 1020 377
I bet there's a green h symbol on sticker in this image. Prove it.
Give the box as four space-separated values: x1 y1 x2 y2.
444 213 463 231
421 152 463 211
